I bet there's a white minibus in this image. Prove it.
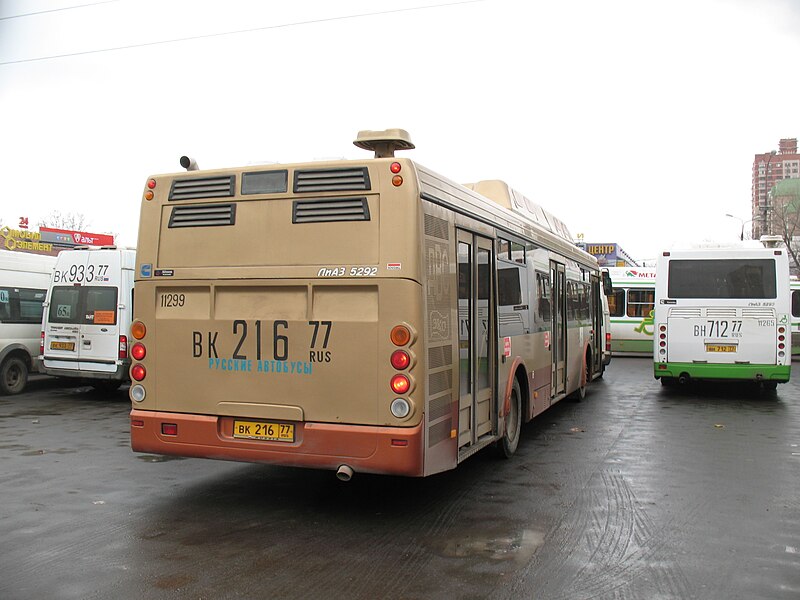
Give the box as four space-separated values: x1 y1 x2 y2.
0 251 55 394
41 247 135 391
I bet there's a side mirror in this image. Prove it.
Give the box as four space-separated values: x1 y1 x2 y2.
601 270 613 295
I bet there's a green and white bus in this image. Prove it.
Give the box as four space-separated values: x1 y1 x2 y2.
791 277 800 359
606 266 656 356
654 244 791 388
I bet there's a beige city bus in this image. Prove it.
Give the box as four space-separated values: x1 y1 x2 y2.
129 129 608 479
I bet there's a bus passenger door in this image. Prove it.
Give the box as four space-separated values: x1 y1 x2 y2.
590 274 603 375
551 261 567 398
457 232 495 450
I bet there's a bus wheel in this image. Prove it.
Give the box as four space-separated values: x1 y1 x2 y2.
497 378 522 459
571 355 589 401
0 356 28 396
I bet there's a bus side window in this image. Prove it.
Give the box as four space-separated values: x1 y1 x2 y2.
18 288 46 323
511 242 525 264
0 287 11 322
498 264 529 336
498 267 522 306
627 289 655 318
792 290 800 317
536 271 551 325
608 289 625 317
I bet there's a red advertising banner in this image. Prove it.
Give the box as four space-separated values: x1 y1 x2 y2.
39 227 115 247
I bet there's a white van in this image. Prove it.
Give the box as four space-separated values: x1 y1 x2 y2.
40 247 135 391
0 251 55 394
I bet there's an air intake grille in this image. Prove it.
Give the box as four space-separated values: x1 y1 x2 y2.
292 197 370 223
293 168 371 193
742 307 776 319
169 176 235 201
169 204 236 228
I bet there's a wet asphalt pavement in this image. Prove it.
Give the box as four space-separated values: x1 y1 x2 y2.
1 359 799 600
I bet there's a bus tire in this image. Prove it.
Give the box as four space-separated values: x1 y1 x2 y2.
0 356 29 396
571 352 590 401
496 378 522 459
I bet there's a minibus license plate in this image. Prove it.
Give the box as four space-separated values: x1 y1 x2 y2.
50 341 75 351
233 420 294 442
706 344 736 353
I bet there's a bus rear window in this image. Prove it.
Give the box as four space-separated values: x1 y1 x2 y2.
49 286 118 325
667 259 777 299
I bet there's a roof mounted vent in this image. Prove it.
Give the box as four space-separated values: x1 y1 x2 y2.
760 235 783 248
353 128 415 158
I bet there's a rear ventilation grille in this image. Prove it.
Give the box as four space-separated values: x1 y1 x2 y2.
293 197 370 223
424 214 449 240
169 176 235 201
169 204 236 228
668 308 702 318
742 307 776 318
293 168 371 193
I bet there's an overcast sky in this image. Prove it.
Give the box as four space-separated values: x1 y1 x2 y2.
2 0 799 262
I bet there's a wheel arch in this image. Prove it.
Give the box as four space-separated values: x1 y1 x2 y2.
0 344 34 371
502 357 530 423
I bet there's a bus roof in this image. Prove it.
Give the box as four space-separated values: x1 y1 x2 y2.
463 180 573 242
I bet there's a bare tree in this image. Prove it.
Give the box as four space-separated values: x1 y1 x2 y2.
769 188 800 275
38 210 90 231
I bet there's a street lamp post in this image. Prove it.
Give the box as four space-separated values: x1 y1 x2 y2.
725 214 762 241
725 213 745 240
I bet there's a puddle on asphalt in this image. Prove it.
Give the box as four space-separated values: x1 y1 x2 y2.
136 454 186 463
437 528 545 564
21 447 77 456
22 449 48 456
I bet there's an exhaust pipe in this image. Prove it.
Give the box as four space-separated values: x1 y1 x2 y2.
336 464 354 482
180 156 199 171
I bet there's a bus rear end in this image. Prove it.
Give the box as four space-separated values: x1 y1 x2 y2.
129 157 428 477
654 247 791 386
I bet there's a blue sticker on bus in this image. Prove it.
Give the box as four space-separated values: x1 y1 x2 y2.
140 264 152 278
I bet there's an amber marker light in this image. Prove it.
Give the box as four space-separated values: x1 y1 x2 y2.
390 325 411 346
131 321 146 340
145 191 154 201
391 175 403 187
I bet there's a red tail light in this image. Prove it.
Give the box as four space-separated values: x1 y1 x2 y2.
605 332 611 352
131 343 146 361
390 374 410 394
131 364 146 381
40 331 44 355
391 350 410 370
119 335 128 359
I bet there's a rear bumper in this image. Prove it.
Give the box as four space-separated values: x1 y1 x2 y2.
654 362 791 382
40 357 131 381
130 409 425 477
